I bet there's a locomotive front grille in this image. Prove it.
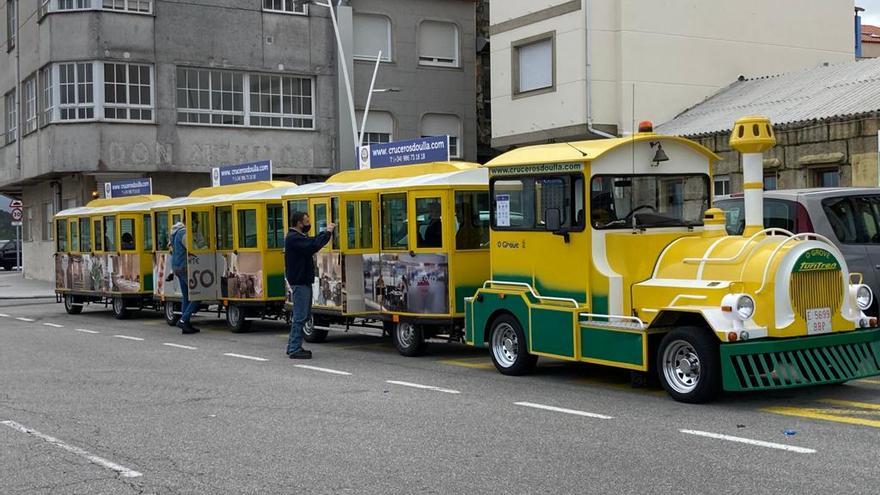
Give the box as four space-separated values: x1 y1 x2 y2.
789 269 844 321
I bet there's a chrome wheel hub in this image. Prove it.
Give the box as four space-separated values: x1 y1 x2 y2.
663 340 701 394
492 323 518 368
397 323 414 348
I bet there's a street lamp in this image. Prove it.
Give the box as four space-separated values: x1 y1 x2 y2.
358 50 402 147
294 0 359 160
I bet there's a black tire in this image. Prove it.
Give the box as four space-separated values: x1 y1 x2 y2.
393 321 427 357
111 296 131 320
302 315 329 343
657 327 721 404
226 304 251 333
488 314 537 375
63 294 83 315
164 301 180 326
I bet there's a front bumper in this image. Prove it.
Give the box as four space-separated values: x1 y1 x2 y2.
720 328 880 392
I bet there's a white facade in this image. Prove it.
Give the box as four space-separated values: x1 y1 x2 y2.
490 0 855 147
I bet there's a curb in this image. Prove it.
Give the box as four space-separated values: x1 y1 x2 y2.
0 295 56 300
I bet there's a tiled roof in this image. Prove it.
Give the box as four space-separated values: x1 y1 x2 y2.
863 23 880 43
657 57 880 137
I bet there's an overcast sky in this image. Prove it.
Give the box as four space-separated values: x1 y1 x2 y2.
861 0 880 25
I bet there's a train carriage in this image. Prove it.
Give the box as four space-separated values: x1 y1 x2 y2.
54 194 170 317
151 181 296 331
282 162 490 355
465 117 880 403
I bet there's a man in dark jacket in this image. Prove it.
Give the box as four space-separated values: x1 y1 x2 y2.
285 211 334 359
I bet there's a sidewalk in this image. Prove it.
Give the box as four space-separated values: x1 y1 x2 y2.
0 271 55 299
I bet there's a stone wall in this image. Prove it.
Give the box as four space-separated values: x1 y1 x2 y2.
695 114 880 192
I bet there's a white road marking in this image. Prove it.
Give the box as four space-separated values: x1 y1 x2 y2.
43 323 63 328
0 313 9 317
15 317 34 322
680 429 816 454
224 353 268 362
113 335 144 341
1 420 143 478
385 380 460 394
75 329 100 334
163 343 197 350
294 364 351 376
514 401 614 420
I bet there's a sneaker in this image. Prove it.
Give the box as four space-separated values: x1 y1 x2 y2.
288 349 312 359
178 321 200 334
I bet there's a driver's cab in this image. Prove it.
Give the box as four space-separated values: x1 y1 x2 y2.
485 127 719 319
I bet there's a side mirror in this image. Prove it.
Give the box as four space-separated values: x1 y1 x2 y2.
545 208 562 232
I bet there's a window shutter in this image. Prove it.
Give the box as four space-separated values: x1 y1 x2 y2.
354 14 391 60
518 39 553 92
419 21 457 64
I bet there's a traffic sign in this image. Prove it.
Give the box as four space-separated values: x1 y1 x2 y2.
11 208 22 221
9 199 22 208
10 221 21 227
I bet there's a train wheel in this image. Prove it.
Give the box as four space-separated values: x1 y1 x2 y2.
489 314 536 375
111 297 131 320
226 304 251 333
164 301 180 326
63 295 83 315
657 328 721 404
302 315 329 343
393 322 426 357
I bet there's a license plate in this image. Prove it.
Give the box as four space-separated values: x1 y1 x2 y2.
806 307 832 335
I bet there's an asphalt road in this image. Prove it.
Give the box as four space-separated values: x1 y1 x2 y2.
2 297 880 494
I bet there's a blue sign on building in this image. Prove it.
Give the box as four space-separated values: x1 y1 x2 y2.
104 178 153 198
211 160 273 187
358 136 450 170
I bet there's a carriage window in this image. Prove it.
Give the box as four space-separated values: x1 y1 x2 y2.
416 197 443 248
172 213 182 225
143 214 153 251
492 175 580 230
120 219 136 251
455 191 489 250
70 220 79 252
237 209 258 248
314 203 328 234
590 174 709 230
155 211 169 250
267 204 284 249
190 211 210 250
56 219 68 252
103 216 116 252
216 206 233 250
331 197 340 250
287 199 308 228
346 200 373 249
80 220 92 252
93 220 103 251
381 194 408 250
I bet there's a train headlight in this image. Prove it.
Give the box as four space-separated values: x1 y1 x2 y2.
721 293 755 320
851 284 873 311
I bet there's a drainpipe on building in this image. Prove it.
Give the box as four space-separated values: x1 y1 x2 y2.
856 7 865 58
584 0 616 139
15 0 21 171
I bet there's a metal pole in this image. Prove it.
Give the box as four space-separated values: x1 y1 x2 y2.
320 1 359 160
359 50 382 147
15 0 22 169
16 224 21 274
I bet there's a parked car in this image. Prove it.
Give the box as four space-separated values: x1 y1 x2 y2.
0 239 20 271
716 188 880 314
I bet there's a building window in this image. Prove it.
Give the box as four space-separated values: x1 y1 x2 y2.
353 14 391 61
763 172 777 191
23 77 37 134
59 62 95 120
102 0 152 13
813 168 840 188
513 33 554 95
7 0 15 52
42 202 54 241
104 63 153 121
714 175 730 196
176 68 313 129
39 66 53 127
57 0 92 10
262 0 306 15
249 74 314 128
421 113 461 158
356 110 393 145
418 21 458 67
5 90 16 145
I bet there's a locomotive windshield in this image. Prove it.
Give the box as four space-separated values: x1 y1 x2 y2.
590 174 709 229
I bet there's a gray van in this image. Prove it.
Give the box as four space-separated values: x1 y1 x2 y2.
716 188 880 315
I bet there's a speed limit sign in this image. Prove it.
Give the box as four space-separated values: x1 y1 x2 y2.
9 199 22 223
11 208 22 221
